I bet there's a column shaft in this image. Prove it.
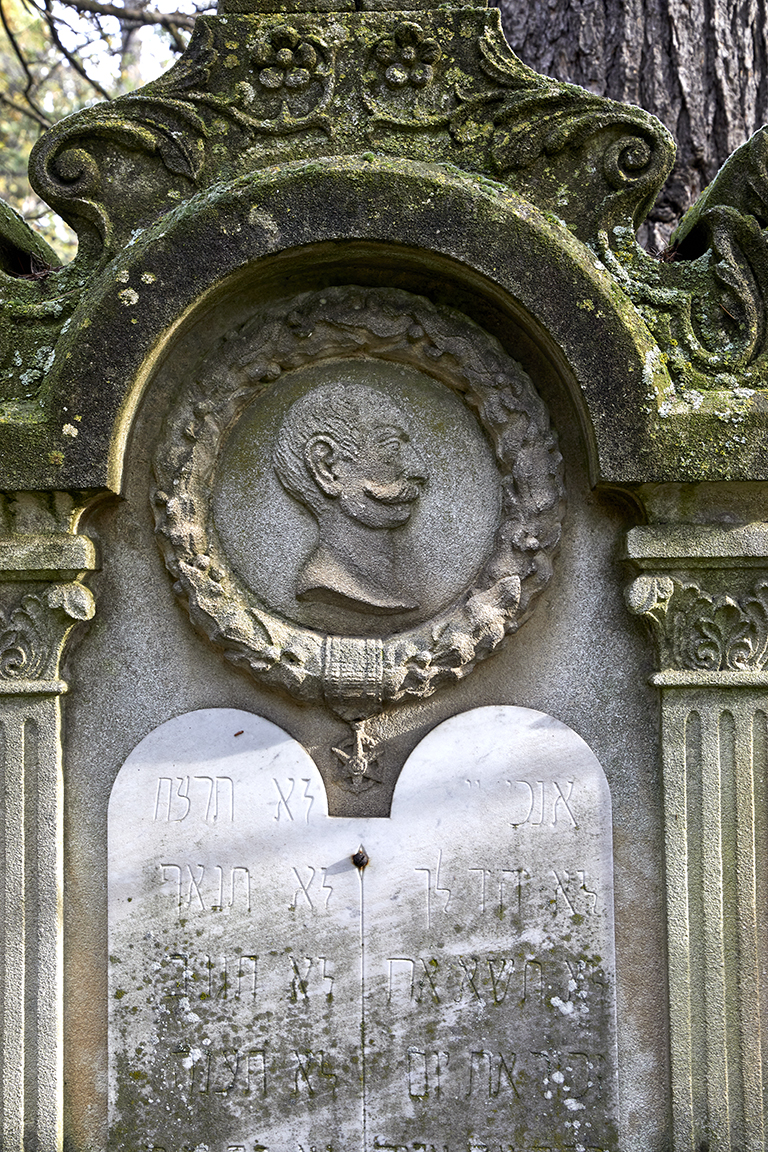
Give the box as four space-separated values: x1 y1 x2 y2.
661 687 767 1152
0 692 65 1152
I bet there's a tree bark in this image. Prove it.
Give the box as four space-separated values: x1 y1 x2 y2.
492 0 768 250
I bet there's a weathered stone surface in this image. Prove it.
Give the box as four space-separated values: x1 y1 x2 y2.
26 8 673 259
0 493 101 1152
5 0 768 489
3 0 768 1146
625 522 768 680
151 286 564 718
624 515 768 1152
5 160 681 491
0 200 60 277
109 706 617 1150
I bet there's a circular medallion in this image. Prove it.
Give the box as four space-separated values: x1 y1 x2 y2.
214 358 501 638
152 286 565 717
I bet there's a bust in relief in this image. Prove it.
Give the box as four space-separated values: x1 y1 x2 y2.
272 381 428 614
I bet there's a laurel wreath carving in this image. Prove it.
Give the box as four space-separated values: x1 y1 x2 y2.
152 287 565 716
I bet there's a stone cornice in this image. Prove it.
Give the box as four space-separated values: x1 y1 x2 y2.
626 523 768 566
0 535 96 580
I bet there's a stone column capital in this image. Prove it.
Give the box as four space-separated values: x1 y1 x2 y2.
0 580 95 694
625 523 768 686
0 491 99 692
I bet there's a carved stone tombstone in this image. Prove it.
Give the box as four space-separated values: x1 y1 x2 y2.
109 707 617 1150
3 0 768 1143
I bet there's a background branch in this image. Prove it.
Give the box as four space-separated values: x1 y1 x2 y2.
0 0 50 120
41 0 112 99
0 89 49 125
54 0 196 29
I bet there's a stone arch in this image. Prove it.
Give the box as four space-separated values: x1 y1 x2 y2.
39 157 671 494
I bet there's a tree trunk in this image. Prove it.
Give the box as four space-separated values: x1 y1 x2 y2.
492 0 768 251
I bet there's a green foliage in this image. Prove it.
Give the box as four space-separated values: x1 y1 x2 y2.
1 0 88 259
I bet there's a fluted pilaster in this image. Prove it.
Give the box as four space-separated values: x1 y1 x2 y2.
627 523 768 1152
0 492 97 1152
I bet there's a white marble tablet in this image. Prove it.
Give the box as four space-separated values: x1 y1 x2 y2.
108 706 618 1152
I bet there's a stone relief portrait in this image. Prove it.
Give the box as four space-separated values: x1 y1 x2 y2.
153 286 565 709
271 382 429 615
212 355 504 638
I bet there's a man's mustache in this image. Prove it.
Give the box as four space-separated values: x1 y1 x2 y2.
364 477 425 504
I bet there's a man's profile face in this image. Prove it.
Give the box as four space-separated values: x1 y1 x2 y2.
275 383 429 532
272 382 432 613
333 419 427 529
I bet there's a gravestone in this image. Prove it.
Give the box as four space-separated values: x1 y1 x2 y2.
109 707 617 1151
3 0 768 1141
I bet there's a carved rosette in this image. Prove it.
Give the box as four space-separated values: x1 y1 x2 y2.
152 286 565 719
364 20 448 131
26 9 674 258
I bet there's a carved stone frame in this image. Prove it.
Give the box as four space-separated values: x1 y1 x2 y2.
152 286 565 717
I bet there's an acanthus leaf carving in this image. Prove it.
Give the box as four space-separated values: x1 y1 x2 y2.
476 26 530 88
29 93 211 252
0 582 96 684
626 575 768 673
452 26 673 224
599 126 768 399
28 19 217 248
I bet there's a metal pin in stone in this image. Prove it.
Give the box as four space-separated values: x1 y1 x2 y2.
352 847 369 870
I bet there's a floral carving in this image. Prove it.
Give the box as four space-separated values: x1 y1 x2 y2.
27 10 675 261
28 18 336 252
252 26 319 93
152 286 565 719
0 582 95 683
364 19 450 133
373 23 440 91
222 37 335 134
626 575 768 672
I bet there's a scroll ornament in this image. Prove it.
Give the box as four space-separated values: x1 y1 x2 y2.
26 12 673 259
0 582 95 684
600 125 768 399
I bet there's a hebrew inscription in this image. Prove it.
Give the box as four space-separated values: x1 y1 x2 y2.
108 707 618 1151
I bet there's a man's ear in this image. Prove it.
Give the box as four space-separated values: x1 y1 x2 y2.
305 435 342 497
